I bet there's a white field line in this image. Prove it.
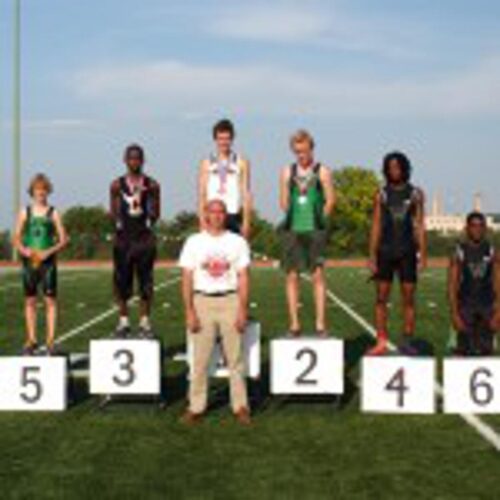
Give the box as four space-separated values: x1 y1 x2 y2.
302 274 500 452
41 275 181 350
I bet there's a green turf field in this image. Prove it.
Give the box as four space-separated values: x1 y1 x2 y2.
0 266 499 499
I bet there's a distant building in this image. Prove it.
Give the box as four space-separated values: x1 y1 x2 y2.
425 192 500 234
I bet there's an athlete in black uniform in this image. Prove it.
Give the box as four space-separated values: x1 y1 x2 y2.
368 152 427 355
448 212 500 355
110 144 160 337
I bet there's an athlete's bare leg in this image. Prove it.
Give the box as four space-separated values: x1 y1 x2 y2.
25 297 37 346
312 266 327 333
45 296 57 347
368 280 392 355
400 282 416 335
286 270 301 334
375 281 392 334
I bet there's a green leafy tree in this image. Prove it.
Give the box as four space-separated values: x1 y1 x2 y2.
62 205 113 259
329 167 380 257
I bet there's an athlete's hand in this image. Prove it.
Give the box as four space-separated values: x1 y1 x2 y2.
37 250 51 262
490 312 500 332
186 309 201 334
242 224 251 240
20 247 32 259
367 258 378 276
235 310 248 334
418 255 428 273
452 312 466 333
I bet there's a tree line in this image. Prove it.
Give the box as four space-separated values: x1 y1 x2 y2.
0 167 496 261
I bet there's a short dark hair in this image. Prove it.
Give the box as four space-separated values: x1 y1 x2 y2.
466 211 486 226
383 151 412 183
213 119 235 139
124 143 145 161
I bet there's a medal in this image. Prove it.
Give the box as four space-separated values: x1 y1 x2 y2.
298 195 308 205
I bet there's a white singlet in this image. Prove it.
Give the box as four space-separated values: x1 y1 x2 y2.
206 152 242 215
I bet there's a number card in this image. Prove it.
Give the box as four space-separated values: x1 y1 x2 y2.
187 322 261 379
443 358 500 414
270 338 344 395
90 339 161 395
0 357 67 411
362 357 436 414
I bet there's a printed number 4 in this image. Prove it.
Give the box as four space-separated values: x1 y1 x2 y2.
385 368 409 408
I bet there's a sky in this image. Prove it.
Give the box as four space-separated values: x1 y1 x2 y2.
1 0 500 229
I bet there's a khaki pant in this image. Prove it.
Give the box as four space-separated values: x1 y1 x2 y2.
189 294 248 414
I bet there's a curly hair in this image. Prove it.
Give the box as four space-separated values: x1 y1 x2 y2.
383 151 412 183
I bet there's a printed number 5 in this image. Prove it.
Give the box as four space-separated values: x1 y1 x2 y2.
20 366 43 404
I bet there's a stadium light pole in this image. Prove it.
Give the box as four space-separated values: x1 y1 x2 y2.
12 0 21 261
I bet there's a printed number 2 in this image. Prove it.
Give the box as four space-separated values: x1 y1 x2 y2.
385 368 409 408
113 349 135 387
20 366 43 404
295 348 318 385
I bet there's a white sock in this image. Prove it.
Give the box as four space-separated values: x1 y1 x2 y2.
119 316 130 328
140 316 151 329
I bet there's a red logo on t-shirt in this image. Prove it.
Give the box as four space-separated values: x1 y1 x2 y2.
202 255 231 278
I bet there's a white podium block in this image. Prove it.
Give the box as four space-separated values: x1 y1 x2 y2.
443 358 500 414
90 339 161 395
362 357 436 414
271 338 344 395
187 322 261 379
0 357 67 411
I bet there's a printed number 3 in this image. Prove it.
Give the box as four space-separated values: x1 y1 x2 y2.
113 349 135 387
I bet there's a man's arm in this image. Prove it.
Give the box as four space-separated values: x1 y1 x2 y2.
109 179 121 222
279 166 291 213
319 165 335 217
149 179 161 224
240 157 252 239
12 208 29 257
182 268 200 333
198 160 209 229
491 251 500 331
448 254 465 332
368 191 381 273
415 188 427 270
42 209 69 260
235 266 250 333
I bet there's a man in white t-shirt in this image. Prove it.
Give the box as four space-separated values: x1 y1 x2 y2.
179 199 251 425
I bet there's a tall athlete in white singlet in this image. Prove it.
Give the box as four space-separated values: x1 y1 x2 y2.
198 119 252 238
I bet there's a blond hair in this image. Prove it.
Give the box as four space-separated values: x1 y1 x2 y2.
290 129 315 151
28 173 53 196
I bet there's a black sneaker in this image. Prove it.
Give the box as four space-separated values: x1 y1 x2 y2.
22 342 38 356
45 343 59 356
137 325 155 340
112 325 131 339
397 335 419 356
